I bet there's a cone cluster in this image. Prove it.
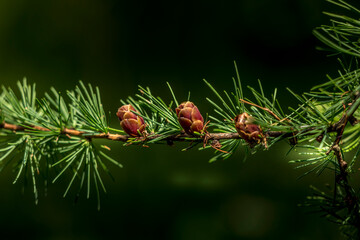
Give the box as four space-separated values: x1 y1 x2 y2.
117 103 263 148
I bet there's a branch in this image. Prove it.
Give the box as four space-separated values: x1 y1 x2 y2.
0 121 270 143
3 92 360 145
323 91 360 230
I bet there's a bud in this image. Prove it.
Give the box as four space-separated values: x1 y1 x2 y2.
176 101 204 134
234 112 263 147
116 104 145 137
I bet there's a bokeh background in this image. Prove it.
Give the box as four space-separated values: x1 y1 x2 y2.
0 0 357 239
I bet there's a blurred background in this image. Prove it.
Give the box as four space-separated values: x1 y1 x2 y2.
0 0 357 239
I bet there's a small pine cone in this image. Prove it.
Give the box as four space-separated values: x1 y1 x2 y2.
234 112 263 147
176 101 204 134
116 104 145 136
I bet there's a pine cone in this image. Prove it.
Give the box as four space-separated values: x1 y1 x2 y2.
176 101 204 134
234 113 263 147
116 104 145 137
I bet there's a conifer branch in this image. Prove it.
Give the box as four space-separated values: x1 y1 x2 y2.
1 1 360 238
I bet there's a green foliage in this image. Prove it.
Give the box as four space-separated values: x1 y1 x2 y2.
314 0 360 58
289 144 335 178
1 79 38 126
51 137 122 210
134 85 183 141
0 80 122 209
68 81 109 134
203 65 245 162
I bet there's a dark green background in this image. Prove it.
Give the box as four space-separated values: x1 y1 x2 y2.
0 0 355 239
